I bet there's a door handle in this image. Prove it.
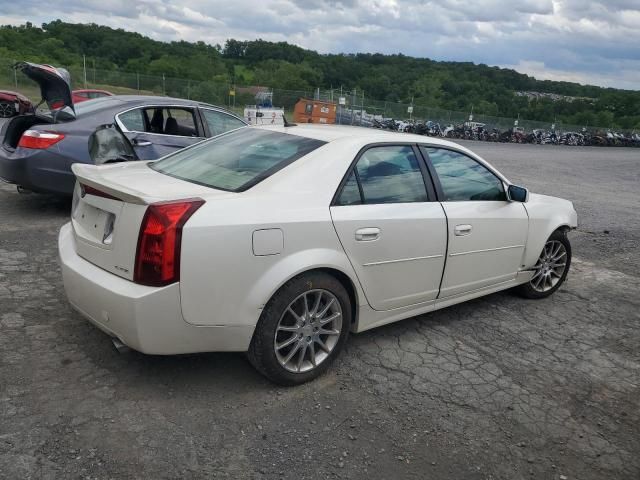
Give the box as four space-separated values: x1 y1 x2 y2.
355 227 380 241
133 139 152 147
454 224 472 236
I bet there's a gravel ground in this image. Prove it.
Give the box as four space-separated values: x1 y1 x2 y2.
0 142 638 480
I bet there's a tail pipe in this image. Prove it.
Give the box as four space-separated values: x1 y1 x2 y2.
111 337 131 354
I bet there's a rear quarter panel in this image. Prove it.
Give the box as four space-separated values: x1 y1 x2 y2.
178 194 365 328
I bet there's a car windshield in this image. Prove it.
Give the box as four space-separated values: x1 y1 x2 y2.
150 128 326 192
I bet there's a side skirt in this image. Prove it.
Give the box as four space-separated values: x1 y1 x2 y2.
355 270 534 333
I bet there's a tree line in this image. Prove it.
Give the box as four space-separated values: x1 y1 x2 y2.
1 20 638 129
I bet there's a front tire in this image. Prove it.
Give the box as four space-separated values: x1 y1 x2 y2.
517 229 571 299
247 272 351 385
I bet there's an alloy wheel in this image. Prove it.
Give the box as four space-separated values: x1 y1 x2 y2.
0 101 15 118
274 289 343 373
530 240 567 292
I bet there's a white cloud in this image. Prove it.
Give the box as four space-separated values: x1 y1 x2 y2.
0 0 638 89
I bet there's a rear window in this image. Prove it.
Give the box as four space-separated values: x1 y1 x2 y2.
150 128 326 192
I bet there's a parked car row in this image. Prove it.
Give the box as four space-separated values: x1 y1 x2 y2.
2 62 578 385
375 118 640 147
0 62 247 195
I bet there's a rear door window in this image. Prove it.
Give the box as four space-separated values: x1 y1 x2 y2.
336 145 429 205
118 108 145 132
117 107 201 137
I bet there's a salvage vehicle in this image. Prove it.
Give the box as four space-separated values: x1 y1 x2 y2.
0 62 246 195
0 89 34 118
59 125 577 385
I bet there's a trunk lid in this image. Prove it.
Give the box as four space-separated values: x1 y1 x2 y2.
15 61 75 120
70 162 229 280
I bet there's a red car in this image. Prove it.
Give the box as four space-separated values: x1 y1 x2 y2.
72 89 113 104
0 90 34 118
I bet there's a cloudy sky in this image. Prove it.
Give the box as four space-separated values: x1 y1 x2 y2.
1 0 639 90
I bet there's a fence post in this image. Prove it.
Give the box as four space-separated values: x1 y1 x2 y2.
137 72 140 93
83 54 87 89
162 74 166 95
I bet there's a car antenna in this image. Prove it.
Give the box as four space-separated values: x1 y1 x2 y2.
282 113 296 127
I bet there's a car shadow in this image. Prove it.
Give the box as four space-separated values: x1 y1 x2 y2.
73 289 520 393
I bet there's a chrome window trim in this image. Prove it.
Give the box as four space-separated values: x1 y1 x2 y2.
114 104 243 138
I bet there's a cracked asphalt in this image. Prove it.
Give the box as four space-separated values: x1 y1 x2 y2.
1 142 639 479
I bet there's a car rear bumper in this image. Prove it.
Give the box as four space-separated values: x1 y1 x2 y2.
0 147 75 195
58 222 254 354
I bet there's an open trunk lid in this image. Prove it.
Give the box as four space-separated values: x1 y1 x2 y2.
15 61 75 121
70 162 230 281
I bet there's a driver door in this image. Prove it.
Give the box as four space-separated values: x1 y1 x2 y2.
421 146 529 298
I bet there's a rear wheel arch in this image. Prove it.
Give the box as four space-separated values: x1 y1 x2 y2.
256 266 360 332
315 267 359 332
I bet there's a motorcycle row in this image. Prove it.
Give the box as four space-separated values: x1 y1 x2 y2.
372 119 640 147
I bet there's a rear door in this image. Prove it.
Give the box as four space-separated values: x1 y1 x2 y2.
116 106 204 159
330 144 447 311
421 146 528 298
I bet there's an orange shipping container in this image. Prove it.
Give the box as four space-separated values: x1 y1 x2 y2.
293 98 337 124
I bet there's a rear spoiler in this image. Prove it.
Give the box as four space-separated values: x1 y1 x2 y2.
72 163 158 205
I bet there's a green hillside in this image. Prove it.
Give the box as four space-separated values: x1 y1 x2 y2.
1 20 639 129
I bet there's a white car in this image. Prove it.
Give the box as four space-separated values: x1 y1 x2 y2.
59 125 577 385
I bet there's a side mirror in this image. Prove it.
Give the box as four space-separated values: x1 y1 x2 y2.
507 184 529 203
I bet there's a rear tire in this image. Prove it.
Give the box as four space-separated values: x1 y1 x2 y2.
247 272 351 385
0 100 16 118
516 229 571 299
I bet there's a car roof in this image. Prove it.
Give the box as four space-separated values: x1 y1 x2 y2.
115 95 219 109
113 95 240 117
255 123 465 149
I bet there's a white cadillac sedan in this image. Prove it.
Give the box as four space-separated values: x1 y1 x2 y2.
59 125 577 385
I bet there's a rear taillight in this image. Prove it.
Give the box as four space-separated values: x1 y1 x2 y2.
18 130 65 149
134 199 204 287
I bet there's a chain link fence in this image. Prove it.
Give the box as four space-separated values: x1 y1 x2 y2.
0 57 633 135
